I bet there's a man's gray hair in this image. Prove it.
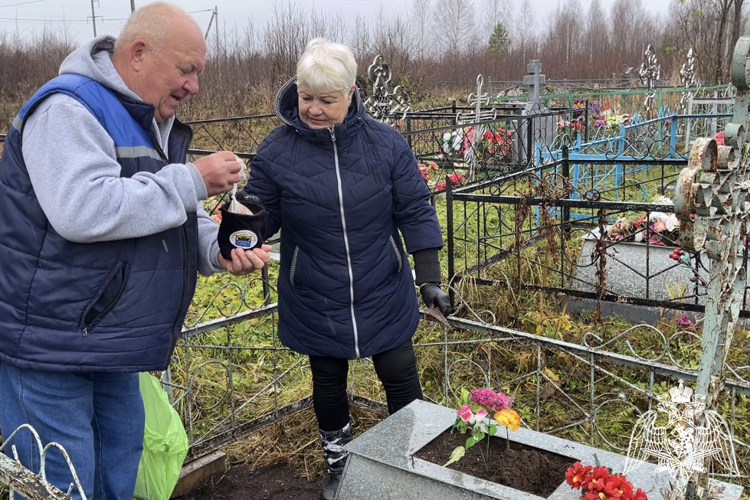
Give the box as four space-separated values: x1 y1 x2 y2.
115 2 198 54
296 38 357 95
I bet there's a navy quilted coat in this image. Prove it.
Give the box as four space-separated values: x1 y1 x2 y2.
245 78 443 359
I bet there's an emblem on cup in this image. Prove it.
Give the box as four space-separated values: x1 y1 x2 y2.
230 230 258 249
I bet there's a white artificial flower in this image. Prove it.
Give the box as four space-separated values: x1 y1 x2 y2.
664 214 679 232
654 196 674 205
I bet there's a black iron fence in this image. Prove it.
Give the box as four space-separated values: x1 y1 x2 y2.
445 148 750 321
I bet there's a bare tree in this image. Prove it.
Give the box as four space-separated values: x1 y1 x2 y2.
513 0 537 66
542 0 585 76
611 0 655 72
666 0 733 83
432 0 476 58
350 15 372 58
411 0 432 60
585 0 609 74
711 0 736 82
372 11 413 74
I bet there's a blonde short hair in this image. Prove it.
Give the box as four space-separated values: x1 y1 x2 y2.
115 2 198 54
296 38 357 95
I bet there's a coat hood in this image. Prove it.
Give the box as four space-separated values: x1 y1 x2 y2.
273 77 367 142
59 36 143 103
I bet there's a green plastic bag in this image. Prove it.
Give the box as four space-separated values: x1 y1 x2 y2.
133 372 189 500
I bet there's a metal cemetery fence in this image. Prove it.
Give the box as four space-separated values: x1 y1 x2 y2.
445 150 750 319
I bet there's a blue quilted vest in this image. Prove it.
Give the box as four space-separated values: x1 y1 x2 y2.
0 74 199 372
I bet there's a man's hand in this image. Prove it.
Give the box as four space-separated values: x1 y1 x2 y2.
420 283 452 316
218 245 272 275
194 151 242 196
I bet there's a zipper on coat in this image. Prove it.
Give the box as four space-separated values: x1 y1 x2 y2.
82 263 128 338
389 236 403 273
290 246 300 286
330 128 361 358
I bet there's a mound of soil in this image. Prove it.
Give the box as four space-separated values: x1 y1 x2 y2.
176 462 325 500
415 429 575 497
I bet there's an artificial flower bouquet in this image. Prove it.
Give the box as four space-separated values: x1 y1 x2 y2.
605 197 681 247
565 462 647 500
444 387 521 466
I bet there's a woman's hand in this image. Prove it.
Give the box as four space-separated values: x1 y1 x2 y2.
420 283 452 316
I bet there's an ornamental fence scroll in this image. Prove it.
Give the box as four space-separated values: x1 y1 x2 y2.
0 424 83 499
679 48 698 115
362 55 411 124
639 44 661 117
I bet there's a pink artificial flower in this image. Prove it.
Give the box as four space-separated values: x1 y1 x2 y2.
648 233 665 246
457 404 474 424
474 409 488 424
650 220 667 233
470 388 514 411
677 312 693 328
418 164 430 181
715 131 725 145
448 172 466 185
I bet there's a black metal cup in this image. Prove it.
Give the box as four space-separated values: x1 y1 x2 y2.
217 197 266 260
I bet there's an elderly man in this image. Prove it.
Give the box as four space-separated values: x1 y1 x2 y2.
0 3 269 499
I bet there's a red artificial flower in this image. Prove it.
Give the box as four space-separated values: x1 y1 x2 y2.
565 463 647 500
565 462 592 490
587 477 605 492
418 163 430 181
603 480 623 497
484 130 495 141
590 466 610 482
633 488 648 500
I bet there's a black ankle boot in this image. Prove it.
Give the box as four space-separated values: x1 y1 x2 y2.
319 421 353 500
321 474 342 500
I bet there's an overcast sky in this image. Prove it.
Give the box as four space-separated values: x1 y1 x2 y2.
0 0 674 46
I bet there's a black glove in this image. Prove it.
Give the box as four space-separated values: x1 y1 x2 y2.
420 283 452 316
236 192 263 206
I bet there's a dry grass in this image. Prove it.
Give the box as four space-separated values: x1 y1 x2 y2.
223 405 384 482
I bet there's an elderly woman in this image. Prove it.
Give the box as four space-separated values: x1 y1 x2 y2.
244 38 450 499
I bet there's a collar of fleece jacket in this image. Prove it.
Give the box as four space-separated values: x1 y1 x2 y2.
273 77 366 144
